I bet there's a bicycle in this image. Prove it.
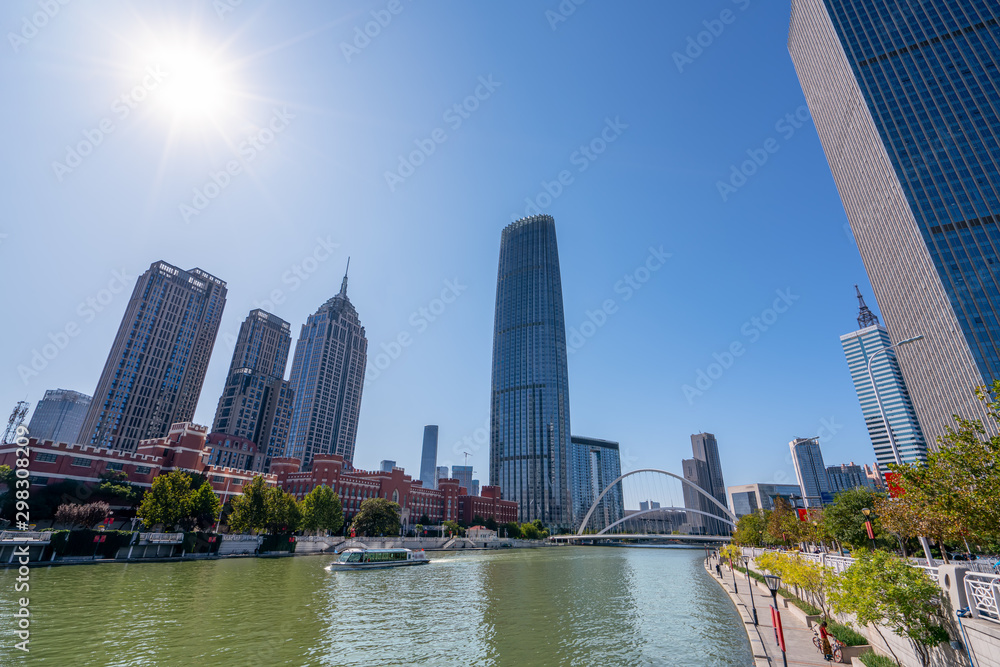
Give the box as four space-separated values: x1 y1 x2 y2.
812 628 844 663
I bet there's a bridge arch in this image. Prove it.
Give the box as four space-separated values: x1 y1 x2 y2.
576 468 736 536
597 506 735 535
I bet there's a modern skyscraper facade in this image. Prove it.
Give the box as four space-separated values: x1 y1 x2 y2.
285 269 368 470
80 261 227 452
490 215 574 528
452 465 474 495
727 483 805 519
379 460 396 473
212 309 294 471
570 435 624 531
682 433 730 535
827 462 877 494
841 290 928 469
419 425 439 489
435 466 449 488
789 0 1000 445
27 389 91 443
789 437 832 507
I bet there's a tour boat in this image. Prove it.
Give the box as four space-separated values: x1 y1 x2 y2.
330 547 430 570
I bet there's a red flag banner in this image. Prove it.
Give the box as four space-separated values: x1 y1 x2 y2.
774 609 786 652
865 520 874 540
885 472 904 498
797 509 808 522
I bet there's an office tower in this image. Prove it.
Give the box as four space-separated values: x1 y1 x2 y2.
419 425 438 489
789 0 1000 445
470 480 480 497
27 389 91 443
827 462 876 494
841 288 928 469
212 309 294 470
727 483 805 519
571 436 624 530
789 437 832 507
452 465 474 494
285 266 368 470
682 433 729 535
865 463 886 490
435 466 449 488
379 460 396 472
490 215 573 528
80 261 227 452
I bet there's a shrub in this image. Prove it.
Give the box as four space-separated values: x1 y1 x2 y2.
181 532 222 554
789 597 822 616
859 650 898 667
260 533 297 553
50 529 133 558
828 621 869 646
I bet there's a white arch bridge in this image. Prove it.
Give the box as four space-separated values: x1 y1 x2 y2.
551 469 735 545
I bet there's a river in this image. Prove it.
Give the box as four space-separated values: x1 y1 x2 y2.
2 546 753 666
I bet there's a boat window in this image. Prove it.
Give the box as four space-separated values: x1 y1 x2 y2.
347 553 361 563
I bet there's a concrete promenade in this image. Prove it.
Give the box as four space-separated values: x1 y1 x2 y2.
706 557 838 667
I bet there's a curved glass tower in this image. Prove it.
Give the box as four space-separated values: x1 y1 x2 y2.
490 215 573 528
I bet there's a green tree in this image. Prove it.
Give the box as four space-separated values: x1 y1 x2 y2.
821 487 891 551
300 485 344 534
94 471 142 507
187 481 222 530
766 497 803 546
520 522 540 540
228 476 270 533
265 487 301 534
418 513 431 525
502 521 521 539
484 517 498 531
351 498 400 536
733 512 767 547
0 465 15 521
828 550 947 666
443 519 464 537
137 471 194 531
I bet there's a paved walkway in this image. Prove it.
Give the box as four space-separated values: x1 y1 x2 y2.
706 557 841 667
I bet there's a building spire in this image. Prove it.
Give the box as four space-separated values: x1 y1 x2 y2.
856 284 879 328
339 257 350 297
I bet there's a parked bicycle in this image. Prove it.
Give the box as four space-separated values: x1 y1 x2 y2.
812 628 844 663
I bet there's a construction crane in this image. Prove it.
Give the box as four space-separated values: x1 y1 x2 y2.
2 401 29 444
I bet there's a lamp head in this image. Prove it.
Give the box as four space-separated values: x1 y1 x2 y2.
862 508 871 517
764 574 781 593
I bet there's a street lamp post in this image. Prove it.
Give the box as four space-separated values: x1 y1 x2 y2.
728 552 739 595
864 334 936 564
764 574 789 667
741 554 758 625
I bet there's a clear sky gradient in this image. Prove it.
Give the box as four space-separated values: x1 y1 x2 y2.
2 0 880 491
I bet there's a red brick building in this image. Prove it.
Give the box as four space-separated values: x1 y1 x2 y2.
272 455 517 528
0 422 276 506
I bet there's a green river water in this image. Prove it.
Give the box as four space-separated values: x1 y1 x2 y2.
0 546 753 666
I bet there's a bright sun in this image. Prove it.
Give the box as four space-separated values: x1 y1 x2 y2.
154 48 231 120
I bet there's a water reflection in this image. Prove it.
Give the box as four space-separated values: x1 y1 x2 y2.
4 547 751 666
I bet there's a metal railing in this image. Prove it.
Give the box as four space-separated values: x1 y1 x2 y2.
965 572 1000 620
221 534 261 542
140 533 183 543
0 531 51 542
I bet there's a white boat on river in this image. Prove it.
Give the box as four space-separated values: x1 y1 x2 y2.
329 547 430 570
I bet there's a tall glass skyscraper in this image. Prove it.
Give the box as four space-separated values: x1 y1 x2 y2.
285 268 367 470
212 309 294 471
27 388 91 443
841 289 928 468
683 432 730 535
490 215 574 528
419 425 439 489
789 0 1000 445
571 436 624 530
80 261 227 452
789 437 832 507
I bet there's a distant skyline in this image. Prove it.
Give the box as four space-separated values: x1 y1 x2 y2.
4 2 904 490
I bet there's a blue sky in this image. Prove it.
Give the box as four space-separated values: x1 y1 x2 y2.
1 0 878 491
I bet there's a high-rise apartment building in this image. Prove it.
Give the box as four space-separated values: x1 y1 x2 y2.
727 483 805 519
435 466 449 488
490 215 573 528
570 436 624 531
827 462 877 494
841 288 928 468
419 425 438 489
80 261 227 452
212 309 294 471
285 268 368 470
789 437 832 507
27 389 91 443
452 465 474 495
682 433 730 535
789 0 1000 445
379 460 396 473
